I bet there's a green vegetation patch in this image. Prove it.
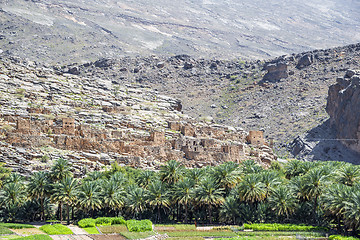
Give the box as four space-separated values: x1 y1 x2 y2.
119 231 155 239
98 225 128 233
111 217 126 225
16 235 52 240
243 223 327 232
329 236 360 240
78 218 96 228
95 217 112 226
39 224 73 235
0 226 13 235
158 230 237 238
0 224 34 229
126 219 153 232
82 227 99 234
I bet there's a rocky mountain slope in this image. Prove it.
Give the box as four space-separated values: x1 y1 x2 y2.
61 43 360 160
0 56 275 176
0 0 359 63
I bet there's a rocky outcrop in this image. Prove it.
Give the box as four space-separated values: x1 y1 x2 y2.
326 70 360 153
262 61 288 82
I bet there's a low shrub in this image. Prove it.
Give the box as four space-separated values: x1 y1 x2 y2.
126 219 153 232
329 235 360 240
39 224 73 235
0 223 34 229
242 223 327 232
78 218 96 228
111 217 126 225
16 235 53 240
95 217 112 226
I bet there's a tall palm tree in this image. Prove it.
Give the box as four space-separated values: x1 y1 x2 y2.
241 160 263 174
160 160 184 185
212 162 241 194
101 179 124 216
0 182 26 221
193 177 224 224
173 178 195 223
126 185 147 219
236 174 266 203
259 171 282 198
84 171 105 182
336 165 360 186
343 189 360 234
220 196 239 224
268 185 298 221
137 170 155 189
27 172 50 221
302 167 330 221
0 163 10 188
50 158 72 182
186 168 204 186
146 180 169 223
4 172 23 184
52 177 78 224
77 181 102 217
321 184 351 231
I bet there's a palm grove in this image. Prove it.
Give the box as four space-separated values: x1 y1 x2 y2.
1 158 360 235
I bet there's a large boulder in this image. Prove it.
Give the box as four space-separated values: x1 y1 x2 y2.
262 61 288 82
296 54 313 69
326 70 360 153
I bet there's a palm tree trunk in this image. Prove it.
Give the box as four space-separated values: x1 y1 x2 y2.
157 205 161 223
40 197 44 221
209 204 212 224
59 202 63 223
185 204 188 223
67 204 70 225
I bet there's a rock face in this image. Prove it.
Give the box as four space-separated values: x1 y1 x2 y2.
262 61 288 82
0 56 276 177
326 70 360 153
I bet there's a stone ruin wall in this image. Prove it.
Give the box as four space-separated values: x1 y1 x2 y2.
2 113 273 169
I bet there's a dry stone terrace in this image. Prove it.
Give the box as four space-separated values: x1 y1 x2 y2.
0 56 276 177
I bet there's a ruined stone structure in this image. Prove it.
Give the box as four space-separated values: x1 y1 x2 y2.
247 130 266 145
4 115 274 171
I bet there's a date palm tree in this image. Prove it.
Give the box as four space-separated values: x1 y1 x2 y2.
50 158 72 182
78 180 102 217
137 170 155 189
302 167 331 222
52 176 78 224
0 182 26 221
259 171 282 198
193 177 224 224
173 178 195 223
101 179 125 216
322 184 351 231
0 163 10 188
126 185 147 219
268 185 298 221
186 168 204 186
336 165 360 186
220 196 239 224
236 174 266 203
212 162 241 194
27 171 50 221
160 160 184 185
146 180 169 223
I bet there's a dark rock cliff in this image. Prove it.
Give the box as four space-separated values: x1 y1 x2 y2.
326 70 360 153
